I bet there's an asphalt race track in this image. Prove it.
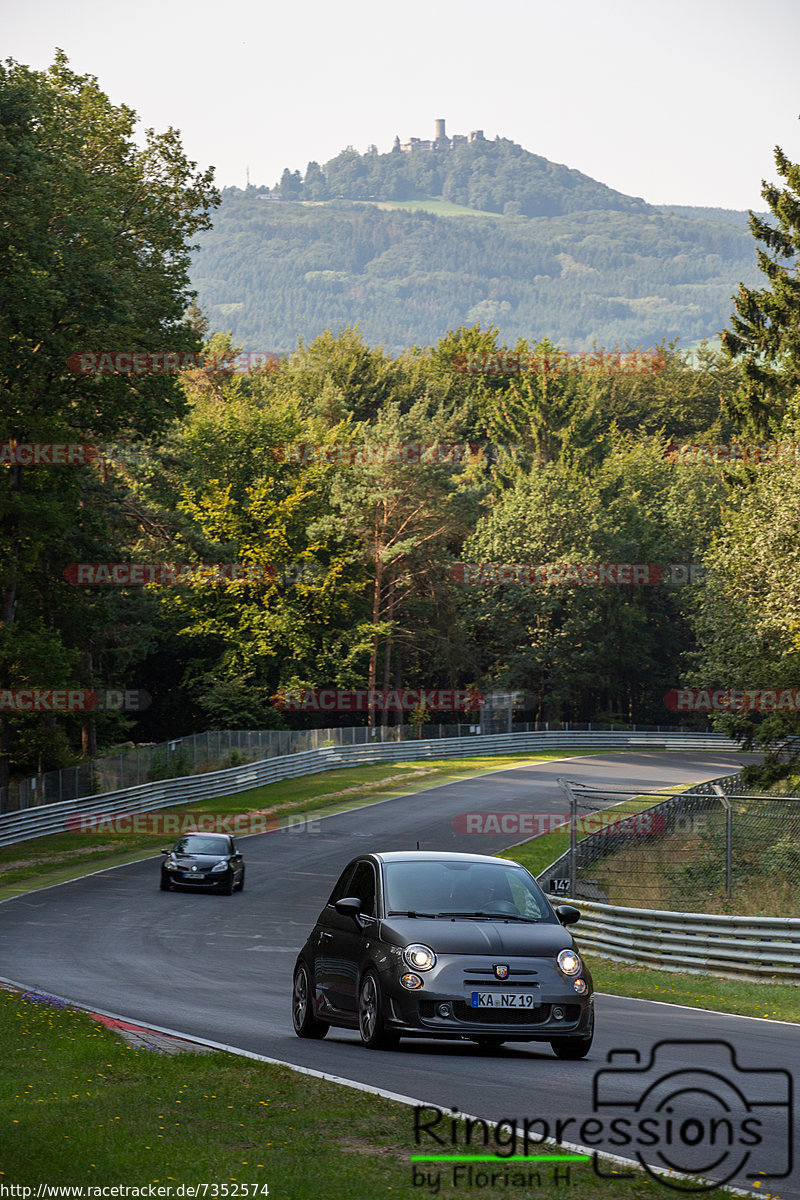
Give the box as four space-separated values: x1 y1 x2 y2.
2 752 798 1197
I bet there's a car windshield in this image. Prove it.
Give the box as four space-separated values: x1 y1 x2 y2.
383 860 550 921
174 836 229 855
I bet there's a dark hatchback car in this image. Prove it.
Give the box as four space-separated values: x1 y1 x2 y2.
160 834 245 894
292 851 593 1055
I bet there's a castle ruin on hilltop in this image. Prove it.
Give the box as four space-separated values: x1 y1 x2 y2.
393 119 486 154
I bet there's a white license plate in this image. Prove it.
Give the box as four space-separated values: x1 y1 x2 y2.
470 992 539 1009
184 872 204 879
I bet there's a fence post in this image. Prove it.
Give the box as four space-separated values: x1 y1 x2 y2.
558 778 578 897
713 785 732 899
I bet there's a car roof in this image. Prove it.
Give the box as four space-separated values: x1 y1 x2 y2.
177 833 231 843
371 851 521 866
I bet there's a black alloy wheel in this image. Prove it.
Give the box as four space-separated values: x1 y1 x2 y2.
292 964 329 1039
358 970 398 1051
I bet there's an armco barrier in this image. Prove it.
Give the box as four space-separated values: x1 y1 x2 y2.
2 720 723 813
0 729 738 848
567 899 800 982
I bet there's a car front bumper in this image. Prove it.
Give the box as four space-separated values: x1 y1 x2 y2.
380 952 593 1041
165 869 233 889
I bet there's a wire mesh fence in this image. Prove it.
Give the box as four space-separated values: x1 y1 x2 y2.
0 721 486 813
1 719 707 814
539 774 800 916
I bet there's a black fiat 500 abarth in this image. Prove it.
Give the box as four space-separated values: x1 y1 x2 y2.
291 851 593 1055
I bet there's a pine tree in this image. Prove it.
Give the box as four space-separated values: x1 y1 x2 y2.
722 132 800 436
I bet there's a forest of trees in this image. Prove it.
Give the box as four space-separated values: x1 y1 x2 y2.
3 53 800 788
191 188 761 354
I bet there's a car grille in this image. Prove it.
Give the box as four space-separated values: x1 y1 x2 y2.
419 1001 582 1025
452 1002 549 1024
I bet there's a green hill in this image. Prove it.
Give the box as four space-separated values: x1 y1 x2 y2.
189 137 762 353
310 136 649 216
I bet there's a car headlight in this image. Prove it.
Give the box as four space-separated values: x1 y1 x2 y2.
403 944 436 971
557 948 582 976
211 860 230 873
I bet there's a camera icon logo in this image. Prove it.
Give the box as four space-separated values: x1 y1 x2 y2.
592 1039 792 1192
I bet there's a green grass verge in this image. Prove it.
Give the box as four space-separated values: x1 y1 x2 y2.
585 954 800 1023
0 990 736 1199
0 751 587 899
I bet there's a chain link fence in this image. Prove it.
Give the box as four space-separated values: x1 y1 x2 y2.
0 726 383 813
2 719 709 815
539 774 800 916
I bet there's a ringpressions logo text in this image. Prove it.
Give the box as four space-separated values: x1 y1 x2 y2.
409 1039 793 1193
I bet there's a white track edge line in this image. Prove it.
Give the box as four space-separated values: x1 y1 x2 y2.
595 990 800 1027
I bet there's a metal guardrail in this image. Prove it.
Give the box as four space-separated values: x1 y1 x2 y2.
4 723 480 812
0 729 738 847
568 899 800 982
2 719 722 813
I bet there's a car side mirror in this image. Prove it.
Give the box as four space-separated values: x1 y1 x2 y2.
555 904 580 926
160 848 170 855
335 896 363 921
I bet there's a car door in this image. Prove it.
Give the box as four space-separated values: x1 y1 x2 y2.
314 860 377 1019
330 860 378 1017
312 861 356 1016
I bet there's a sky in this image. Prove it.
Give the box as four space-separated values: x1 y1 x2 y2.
5 0 800 211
